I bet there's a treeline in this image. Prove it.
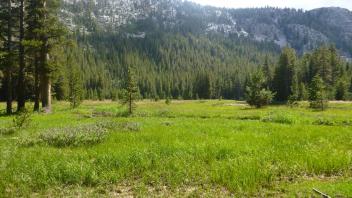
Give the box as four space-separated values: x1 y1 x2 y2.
74 32 352 104
0 0 68 114
1 1 351 115
74 32 279 101
270 45 352 102
245 45 352 109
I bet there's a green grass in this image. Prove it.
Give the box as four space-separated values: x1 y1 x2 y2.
0 100 351 197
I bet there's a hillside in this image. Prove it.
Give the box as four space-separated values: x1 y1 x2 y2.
61 0 352 57
54 0 352 100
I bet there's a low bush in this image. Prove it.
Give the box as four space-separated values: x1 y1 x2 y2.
312 118 352 126
162 121 174 126
165 98 171 105
119 122 141 132
13 108 32 129
156 109 174 118
341 120 352 126
20 122 118 147
116 110 131 117
19 121 141 147
261 113 295 125
236 115 261 121
0 127 17 135
312 118 336 126
18 136 44 147
92 111 115 117
39 124 109 147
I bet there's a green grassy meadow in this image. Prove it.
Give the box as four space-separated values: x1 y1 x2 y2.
0 100 351 197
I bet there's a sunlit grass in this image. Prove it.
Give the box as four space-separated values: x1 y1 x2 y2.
0 100 351 196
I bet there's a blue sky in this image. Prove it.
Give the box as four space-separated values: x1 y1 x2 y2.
188 0 352 10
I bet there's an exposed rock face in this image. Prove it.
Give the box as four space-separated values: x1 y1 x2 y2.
61 0 352 57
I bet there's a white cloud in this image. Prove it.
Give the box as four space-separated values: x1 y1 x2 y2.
188 0 352 10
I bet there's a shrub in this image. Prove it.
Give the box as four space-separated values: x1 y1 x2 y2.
162 121 173 126
261 114 295 125
0 127 17 135
92 110 115 117
18 136 44 147
309 75 328 111
312 119 352 126
287 95 299 108
116 110 131 117
19 121 140 147
13 108 32 129
119 122 141 132
341 120 352 126
245 70 274 108
156 109 172 117
165 98 171 105
21 122 117 147
120 65 139 115
39 124 109 147
313 118 335 126
154 95 160 102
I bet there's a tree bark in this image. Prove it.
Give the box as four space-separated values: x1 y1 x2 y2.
40 74 51 113
33 57 40 112
40 53 51 113
5 69 12 114
39 0 52 113
17 0 26 111
129 92 132 114
5 0 13 115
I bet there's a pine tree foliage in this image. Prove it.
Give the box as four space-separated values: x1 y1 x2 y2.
120 65 139 115
245 70 274 108
309 75 328 110
67 55 83 108
1 1 352 110
273 47 297 101
335 77 349 101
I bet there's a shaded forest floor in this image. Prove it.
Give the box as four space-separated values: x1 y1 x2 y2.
0 100 351 197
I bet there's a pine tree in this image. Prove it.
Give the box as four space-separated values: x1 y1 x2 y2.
262 55 272 89
298 82 308 101
288 73 300 105
68 61 83 108
309 75 328 110
0 0 15 114
335 77 349 101
24 0 40 111
273 47 297 101
121 66 139 115
310 46 333 85
17 0 26 111
26 0 66 113
245 70 274 108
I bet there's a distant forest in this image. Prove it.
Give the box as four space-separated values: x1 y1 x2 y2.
1 0 352 114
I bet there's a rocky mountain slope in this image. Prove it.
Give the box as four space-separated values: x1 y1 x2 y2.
61 0 352 58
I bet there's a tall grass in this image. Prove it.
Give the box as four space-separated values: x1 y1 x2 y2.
0 101 351 196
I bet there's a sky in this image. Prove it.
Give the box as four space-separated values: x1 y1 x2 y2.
188 0 352 10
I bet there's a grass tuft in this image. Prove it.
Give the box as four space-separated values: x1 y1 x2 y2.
0 127 17 135
261 113 295 125
119 122 141 132
19 122 118 147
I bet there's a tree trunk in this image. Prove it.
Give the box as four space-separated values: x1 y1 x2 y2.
17 0 26 111
41 74 51 113
5 69 12 115
38 0 52 113
129 92 132 114
5 0 13 115
40 53 51 113
34 57 40 112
